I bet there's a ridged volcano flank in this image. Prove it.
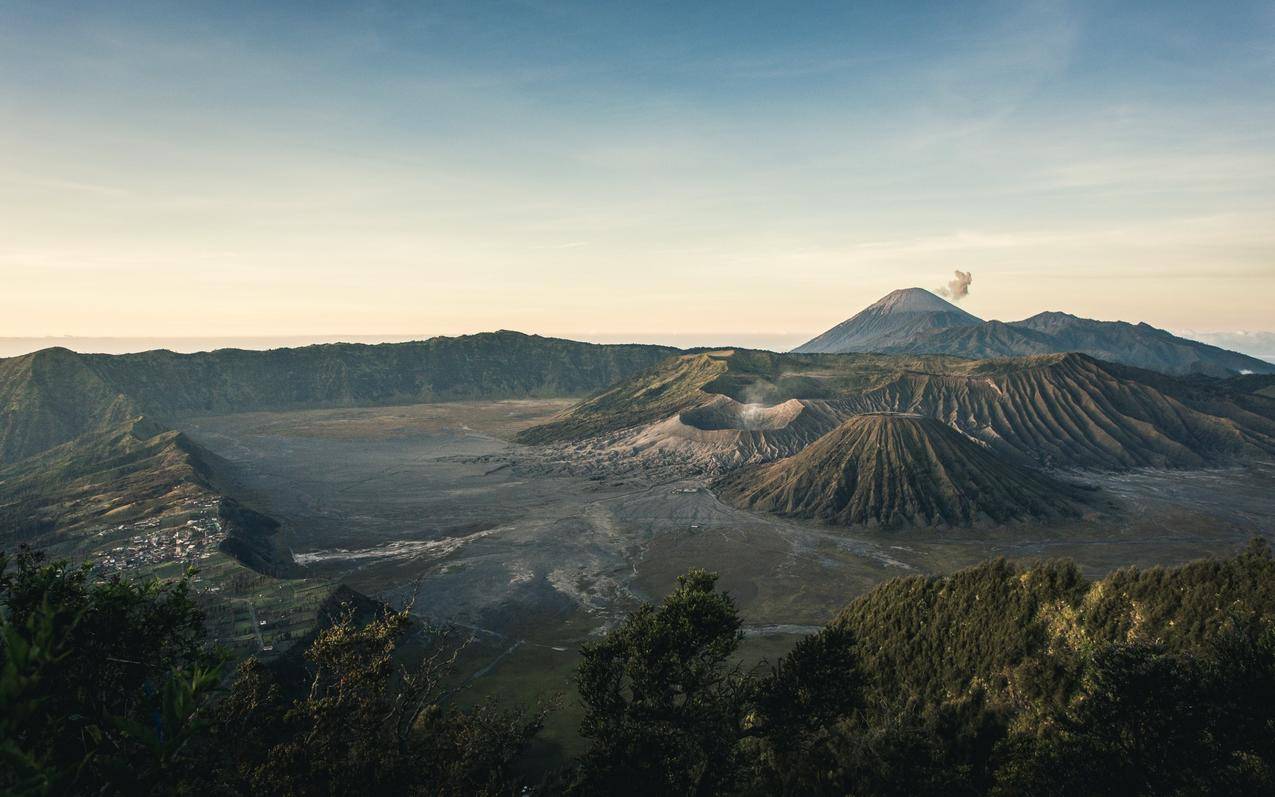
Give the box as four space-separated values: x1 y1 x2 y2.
717 413 1087 528
520 348 1275 469
793 288 982 354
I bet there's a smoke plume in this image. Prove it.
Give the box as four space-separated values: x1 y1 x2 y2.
936 270 973 302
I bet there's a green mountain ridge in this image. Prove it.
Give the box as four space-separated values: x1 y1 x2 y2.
0 417 219 543
0 331 680 466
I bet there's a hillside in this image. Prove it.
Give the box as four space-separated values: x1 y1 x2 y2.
0 347 142 464
520 348 1275 471
888 311 1275 377
0 415 299 577
1010 312 1272 376
1216 373 1275 398
0 417 219 545
87 331 679 417
716 413 1088 527
881 319 1059 359
836 541 1275 707
796 289 1275 377
0 332 680 466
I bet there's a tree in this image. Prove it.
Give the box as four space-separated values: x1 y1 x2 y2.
207 603 544 796
1 548 542 796
574 571 875 796
574 570 748 795
993 634 1275 796
0 547 219 796
746 623 866 792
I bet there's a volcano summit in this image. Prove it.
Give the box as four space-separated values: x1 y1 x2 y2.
795 288 1275 377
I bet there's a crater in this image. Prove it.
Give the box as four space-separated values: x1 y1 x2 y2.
678 397 806 432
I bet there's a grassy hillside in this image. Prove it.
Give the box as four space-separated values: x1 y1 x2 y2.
0 347 141 464
0 417 219 546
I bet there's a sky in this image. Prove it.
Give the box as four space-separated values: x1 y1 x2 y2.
1 0 1273 346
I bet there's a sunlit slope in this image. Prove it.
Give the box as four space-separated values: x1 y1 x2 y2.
716 413 1089 528
793 287 982 354
0 417 217 543
835 543 1275 706
515 351 732 444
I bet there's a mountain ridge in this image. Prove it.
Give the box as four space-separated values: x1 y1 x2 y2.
0 331 681 466
795 289 1275 377
519 348 1275 471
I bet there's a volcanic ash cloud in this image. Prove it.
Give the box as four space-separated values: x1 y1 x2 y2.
937 270 973 301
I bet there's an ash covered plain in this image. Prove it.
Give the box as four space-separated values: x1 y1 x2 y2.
182 398 1275 755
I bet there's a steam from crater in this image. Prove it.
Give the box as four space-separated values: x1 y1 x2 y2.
936 270 973 302
739 381 776 429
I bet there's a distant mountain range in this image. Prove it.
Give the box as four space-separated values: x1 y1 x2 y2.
794 288 1275 377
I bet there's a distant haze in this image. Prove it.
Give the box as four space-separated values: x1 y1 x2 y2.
1177 331 1275 364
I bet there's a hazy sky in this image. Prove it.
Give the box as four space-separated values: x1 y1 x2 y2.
2 0 1273 342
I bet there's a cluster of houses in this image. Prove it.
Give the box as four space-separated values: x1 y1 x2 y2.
92 498 225 576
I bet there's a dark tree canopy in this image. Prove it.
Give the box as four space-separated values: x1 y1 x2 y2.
4 540 1275 796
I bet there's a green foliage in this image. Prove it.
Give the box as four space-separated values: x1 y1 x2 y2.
574 569 748 795
576 543 1275 796
0 549 541 796
744 624 868 793
6 542 1275 795
819 540 1275 796
0 547 219 795
572 571 869 795
993 630 1275 795
207 607 543 796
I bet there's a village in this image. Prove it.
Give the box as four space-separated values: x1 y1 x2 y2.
90 496 226 577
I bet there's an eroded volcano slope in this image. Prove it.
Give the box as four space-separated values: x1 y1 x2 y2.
519 349 1275 472
716 414 1090 528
